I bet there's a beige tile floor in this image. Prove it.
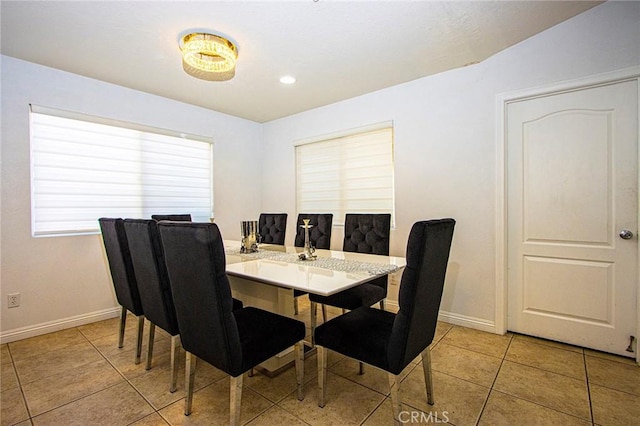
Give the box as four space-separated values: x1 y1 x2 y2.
2 297 639 425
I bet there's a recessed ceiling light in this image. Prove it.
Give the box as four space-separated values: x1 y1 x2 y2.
280 75 296 84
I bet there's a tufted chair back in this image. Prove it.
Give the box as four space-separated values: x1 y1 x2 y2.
258 213 288 245
294 213 333 249
151 214 192 221
342 213 391 294
343 214 391 255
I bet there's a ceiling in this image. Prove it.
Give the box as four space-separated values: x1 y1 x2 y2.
1 1 602 123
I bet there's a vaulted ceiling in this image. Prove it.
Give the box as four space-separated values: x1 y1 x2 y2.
1 1 602 122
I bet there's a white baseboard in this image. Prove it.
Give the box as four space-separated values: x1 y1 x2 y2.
0 307 121 344
1 303 501 344
437 310 498 334
384 299 400 313
384 300 499 334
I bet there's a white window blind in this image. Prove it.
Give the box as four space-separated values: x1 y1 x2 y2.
295 126 395 226
30 108 213 237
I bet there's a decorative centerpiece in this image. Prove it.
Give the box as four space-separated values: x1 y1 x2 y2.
298 218 317 261
240 220 259 253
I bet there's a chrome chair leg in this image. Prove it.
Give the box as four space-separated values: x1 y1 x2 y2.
358 362 364 375
379 299 385 311
294 296 299 315
322 304 327 323
118 306 127 348
146 323 155 370
310 301 318 346
170 335 179 393
388 372 402 426
135 315 144 364
184 352 196 415
317 345 327 408
295 341 305 401
230 374 243 426
421 346 434 405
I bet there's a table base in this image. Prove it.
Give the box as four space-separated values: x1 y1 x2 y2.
230 275 312 376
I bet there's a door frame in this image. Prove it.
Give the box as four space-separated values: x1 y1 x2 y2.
495 66 640 363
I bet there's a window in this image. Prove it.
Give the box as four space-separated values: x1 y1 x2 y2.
30 106 213 237
295 124 395 226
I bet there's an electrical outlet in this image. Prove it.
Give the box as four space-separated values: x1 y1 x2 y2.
8 293 20 308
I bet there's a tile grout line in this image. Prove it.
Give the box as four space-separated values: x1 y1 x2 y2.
411 325 464 425
582 353 640 397
495 335 592 383
497 358 588 382
23 327 133 423
583 350 596 426
358 396 387 426
77 323 164 425
472 332 514 425
483 334 593 425
483 335 595 424
12 338 121 423
6 342 34 423
241 374 318 425
437 329 513 358
271 388 313 426
238 386 277 426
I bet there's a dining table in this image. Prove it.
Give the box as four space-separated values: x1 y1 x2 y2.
224 240 406 375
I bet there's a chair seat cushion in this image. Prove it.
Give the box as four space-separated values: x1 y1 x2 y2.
314 307 398 373
309 281 386 310
233 307 306 375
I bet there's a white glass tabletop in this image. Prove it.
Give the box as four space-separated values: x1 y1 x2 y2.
224 240 406 296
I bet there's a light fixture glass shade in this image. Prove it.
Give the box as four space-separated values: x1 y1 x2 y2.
180 33 238 81
280 75 296 84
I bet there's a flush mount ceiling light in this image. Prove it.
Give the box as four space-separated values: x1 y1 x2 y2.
180 32 238 81
279 75 296 84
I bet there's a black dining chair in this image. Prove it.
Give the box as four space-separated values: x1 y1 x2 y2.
258 213 287 245
158 221 305 424
308 214 391 347
98 218 145 364
293 213 333 315
123 219 182 392
294 213 333 249
151 214 192 221
315 218 455 425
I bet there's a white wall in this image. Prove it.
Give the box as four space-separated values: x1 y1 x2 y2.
0 57 263 341
260 1 640 330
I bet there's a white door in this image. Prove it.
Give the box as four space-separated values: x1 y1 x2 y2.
507 79 638 357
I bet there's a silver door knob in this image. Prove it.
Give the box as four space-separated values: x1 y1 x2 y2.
619 230 634 240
